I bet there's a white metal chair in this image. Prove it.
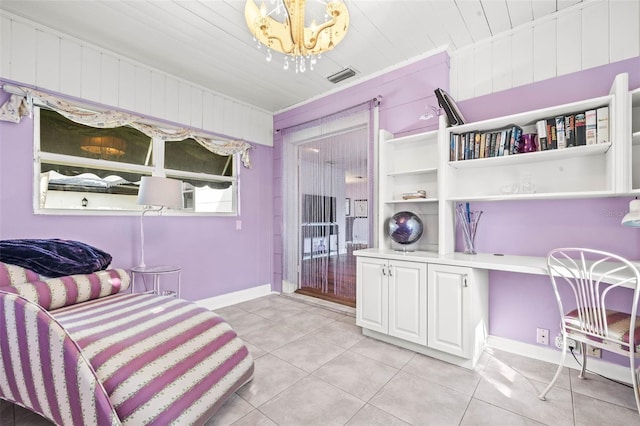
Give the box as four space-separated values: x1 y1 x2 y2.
538 248 640 414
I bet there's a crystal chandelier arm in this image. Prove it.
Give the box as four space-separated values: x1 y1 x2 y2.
303 18 337 51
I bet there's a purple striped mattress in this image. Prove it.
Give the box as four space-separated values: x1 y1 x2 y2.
0 291 254 425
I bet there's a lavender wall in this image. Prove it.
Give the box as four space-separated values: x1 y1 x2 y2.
272 52 451 291
273 53 640 361
457 57 640 356
0 90 274 302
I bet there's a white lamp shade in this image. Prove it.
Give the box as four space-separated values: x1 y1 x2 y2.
622 200 640 227
137 176 183 209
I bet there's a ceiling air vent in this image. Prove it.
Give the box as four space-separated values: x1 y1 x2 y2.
327 67 357 84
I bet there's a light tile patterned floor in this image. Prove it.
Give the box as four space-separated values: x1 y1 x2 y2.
2 293 639 425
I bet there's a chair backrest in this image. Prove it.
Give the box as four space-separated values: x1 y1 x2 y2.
547 248 640 352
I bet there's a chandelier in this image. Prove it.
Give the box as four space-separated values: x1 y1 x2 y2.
244 0 350 73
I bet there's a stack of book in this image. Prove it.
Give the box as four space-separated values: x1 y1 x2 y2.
449 124 523 161
449 105 609 162
535 106 609 151
402 190 427 200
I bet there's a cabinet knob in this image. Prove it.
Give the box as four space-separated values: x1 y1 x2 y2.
463 274 468 287
381 266 386 276
388 265 393 276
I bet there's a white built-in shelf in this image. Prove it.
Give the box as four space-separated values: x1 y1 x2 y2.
385 198 439 204
388 167 438 177
387 131 438 145
448 143 611 169
447 190 617 202
447 95 612 134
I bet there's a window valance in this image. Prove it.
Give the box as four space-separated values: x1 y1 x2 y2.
0 85 252 168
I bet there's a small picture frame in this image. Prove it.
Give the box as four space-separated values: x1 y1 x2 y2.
345 198 351 216
354 199 368 217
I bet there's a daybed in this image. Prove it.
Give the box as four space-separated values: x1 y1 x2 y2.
0 260 254 425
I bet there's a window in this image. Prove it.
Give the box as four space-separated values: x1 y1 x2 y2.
35 107 238 214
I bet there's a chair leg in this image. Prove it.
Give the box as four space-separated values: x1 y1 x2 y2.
630 356 640 414
539 336 569 401
579 342 587 379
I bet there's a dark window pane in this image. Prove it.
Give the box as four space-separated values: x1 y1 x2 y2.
165 138 233 176
40 109 152 165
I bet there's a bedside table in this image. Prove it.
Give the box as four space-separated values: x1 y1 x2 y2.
131 265 181 298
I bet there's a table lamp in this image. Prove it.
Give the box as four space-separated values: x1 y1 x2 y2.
137 176 183 267
622 199 640 228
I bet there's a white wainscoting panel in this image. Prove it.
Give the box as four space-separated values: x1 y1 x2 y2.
59 39 81 97
36 30 59 92
451 0 640 102
610 0 640 63
100 54 119 108
0 12 273 146
80 46 101 102
11 20 36 86
118 60 136 112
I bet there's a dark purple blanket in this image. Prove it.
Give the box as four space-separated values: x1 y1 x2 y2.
0 239 112 278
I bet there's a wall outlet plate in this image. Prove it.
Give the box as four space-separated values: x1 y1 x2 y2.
536 328 549 345
586 345 602 358
555 334 579 352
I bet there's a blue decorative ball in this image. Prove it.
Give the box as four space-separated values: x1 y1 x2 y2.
388 211 424 245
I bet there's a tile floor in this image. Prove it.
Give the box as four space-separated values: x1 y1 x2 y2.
2 293 639 426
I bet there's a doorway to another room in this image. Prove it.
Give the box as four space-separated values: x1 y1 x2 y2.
281 101 376 307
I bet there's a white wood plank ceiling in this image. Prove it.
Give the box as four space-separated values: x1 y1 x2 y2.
0 0 585 113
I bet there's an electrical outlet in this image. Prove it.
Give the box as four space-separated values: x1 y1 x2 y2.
536 328 549 345
555 334 579 352
586 345 602 358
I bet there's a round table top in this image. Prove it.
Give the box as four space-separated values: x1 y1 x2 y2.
130 265 181 274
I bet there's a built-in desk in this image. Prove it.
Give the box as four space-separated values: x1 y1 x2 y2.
354 248 638 370
354 248 548 275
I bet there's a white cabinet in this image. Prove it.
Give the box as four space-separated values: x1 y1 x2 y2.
356 257 388 334
356 256 427 345
427 264 488 362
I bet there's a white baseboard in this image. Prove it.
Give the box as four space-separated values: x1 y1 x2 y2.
194 283 274 310
487 335 633 385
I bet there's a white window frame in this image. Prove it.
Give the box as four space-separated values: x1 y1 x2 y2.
33 107 240 216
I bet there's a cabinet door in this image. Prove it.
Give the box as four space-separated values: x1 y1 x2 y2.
427 264 471 358
388 260 427 345
356 257 388 334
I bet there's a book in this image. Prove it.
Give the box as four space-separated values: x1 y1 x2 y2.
458 134 464 161
434 88 466 126
449 133 456 161
490 132 497 157
585 109 597 145
565 115 575 147
509 125 522 155
474 132 481 159
547 118 557 149
479 132 487 158
504 129 511 156
597 106 609 144
464 133 470 160
511 125 522 154
575 113 586 145
536 120 548 150
498 129 508 156
555 116 566 149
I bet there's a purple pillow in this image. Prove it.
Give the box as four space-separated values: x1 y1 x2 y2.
0 239 112 278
